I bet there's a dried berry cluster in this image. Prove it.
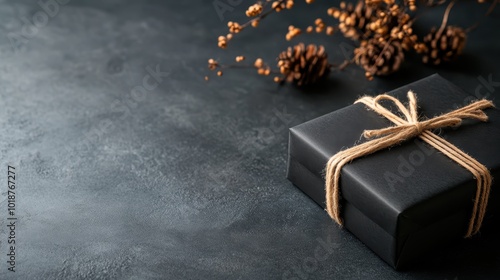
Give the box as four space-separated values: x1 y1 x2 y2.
208 0 495 87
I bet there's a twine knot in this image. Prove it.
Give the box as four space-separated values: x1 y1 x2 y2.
412 122 424 135
325 91 494 237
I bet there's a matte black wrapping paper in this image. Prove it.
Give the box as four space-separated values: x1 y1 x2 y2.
287 74 500 269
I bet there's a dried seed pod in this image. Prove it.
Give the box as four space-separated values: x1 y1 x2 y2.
421 26 467 65
390 24 417 50
286 25 301 41
354 38 404 80
246 3 263 17
404 0 417 10
330 1 375 40
277 43 331 86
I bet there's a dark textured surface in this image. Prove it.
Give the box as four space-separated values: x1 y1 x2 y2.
0 0 498 279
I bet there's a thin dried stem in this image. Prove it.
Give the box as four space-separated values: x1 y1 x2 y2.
336 59 353 71
465 0 499 33
436 0 456 38
240 0 286 29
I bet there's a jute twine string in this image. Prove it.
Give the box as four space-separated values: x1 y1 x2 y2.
325 91 494 237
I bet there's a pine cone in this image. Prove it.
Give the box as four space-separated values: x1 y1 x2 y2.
421 26 467 65
354 39 404 80
277 43 330 87
329 1 375 40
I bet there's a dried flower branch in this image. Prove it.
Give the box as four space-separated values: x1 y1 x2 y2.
218 0 298 49
207 43 332 87
208 0 497 87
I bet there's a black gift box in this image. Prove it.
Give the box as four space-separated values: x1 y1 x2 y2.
287 74 500 269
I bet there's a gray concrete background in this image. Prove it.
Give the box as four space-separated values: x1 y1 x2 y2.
0 0 498 279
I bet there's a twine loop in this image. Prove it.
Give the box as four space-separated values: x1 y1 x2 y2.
325 91 494 237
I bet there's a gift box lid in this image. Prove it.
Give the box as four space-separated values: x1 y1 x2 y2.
288 74 500 239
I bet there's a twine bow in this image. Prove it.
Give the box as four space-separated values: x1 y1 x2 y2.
325 91 494 237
